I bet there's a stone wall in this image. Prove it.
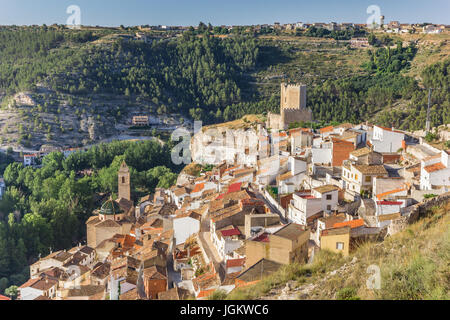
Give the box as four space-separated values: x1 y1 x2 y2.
281 108 312 129
387 191 450 236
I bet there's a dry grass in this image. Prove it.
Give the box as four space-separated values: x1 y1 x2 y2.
312 200 450 300
225 200 450 300
226 250 347 300
202 114 265 132
181 162 202 177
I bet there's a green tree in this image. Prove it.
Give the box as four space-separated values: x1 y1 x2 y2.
4 285 18 299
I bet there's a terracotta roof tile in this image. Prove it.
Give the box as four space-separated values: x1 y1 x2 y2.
226 258 246 268
333 219 364 229
376 188 406 200
192 183 205 193
320 126 334 133
424 162 446 173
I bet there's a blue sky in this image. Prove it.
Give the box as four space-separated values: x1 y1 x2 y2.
0 0 448 27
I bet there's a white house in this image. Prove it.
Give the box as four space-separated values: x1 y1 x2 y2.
420 150 450 191
63 148 82 158
311 185 339 213
342 162 388 194
190 181 217 199
30 250 74 279
290 129 313 153
287 192 322 225
171 187 189 208
423 25 442 34
19 277 58 300
277 156 307 194
311 147 332 165
172 211 201 245
211 225 243 261
23 153 38 167
373 177 407 201
374 200 409 228
224 257 246 275
369 126 405 153
255 154 289 188
191 127 260 166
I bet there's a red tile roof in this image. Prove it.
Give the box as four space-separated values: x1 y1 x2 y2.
424 162 446 173
19 278 40 289
197 289 215 299
192 183 205 193
226 258 246 268
0 295 11 300
216 193 225 200
220 228 241 237
253 233 270 242
320 126 334 133
227 182 242 193
216 182 242 200
376 188 406 200
377 201 402 205
333 219 364 229
376 125 403 134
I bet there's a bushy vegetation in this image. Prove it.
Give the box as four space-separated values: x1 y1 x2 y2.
0 151 14 175
300 26 367 40
0 140 180 294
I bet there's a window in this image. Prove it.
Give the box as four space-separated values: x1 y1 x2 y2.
365 176 371 183
122 177 125 184
355 174 358 180
327 205 331 211
326 194 332 200
336 242 344 250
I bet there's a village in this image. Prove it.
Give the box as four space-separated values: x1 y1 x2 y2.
13 82 450 300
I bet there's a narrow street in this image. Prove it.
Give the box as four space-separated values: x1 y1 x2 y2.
251 187 287 224
198 217 222 273
166 255 181 289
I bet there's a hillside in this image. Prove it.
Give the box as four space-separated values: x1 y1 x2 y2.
0 26 449 150
223 197 449 300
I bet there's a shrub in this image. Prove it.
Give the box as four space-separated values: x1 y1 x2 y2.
208 290 227 300
424 132 437 143
336 287 360 300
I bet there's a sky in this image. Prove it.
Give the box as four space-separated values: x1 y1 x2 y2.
0 0 449 27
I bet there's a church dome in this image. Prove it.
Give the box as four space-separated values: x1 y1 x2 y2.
100 199 124 215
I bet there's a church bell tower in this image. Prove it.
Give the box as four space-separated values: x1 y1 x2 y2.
118 161 131 201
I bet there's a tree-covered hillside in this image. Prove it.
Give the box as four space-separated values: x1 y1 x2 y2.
0 139 180 293
0 26 449 133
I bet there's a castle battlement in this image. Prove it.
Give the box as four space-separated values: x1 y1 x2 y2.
267 82 312 130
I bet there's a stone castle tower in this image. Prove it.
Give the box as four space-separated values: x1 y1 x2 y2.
280 82 307 111
118 161 131 201
267 83 312 130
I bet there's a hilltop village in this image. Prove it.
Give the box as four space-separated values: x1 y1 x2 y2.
15 83 450 300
